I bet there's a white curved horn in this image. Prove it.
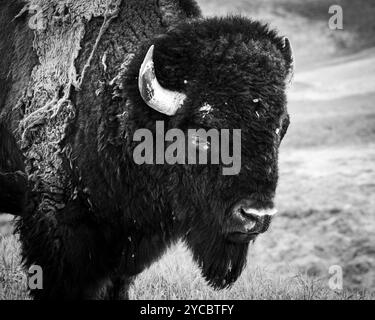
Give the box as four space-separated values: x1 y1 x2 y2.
138 45 186 116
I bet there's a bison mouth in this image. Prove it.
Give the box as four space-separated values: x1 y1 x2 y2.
227 232 260 243
224 199 277 244
183 198 277 289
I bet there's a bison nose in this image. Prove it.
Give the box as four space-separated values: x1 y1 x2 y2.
239 208 261 232
226 200 278 243
234 199 277 220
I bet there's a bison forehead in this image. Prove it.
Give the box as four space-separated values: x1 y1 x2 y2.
152 18 291 96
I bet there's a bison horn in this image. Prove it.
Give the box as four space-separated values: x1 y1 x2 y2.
138 45 186 116
281 37 295 83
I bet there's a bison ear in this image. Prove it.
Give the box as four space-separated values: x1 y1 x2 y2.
138 45 187 116
281 37 294 84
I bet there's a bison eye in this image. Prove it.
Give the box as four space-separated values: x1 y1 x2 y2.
252 98 269 118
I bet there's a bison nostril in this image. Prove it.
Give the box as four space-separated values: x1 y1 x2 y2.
239 208 259 231
228 201 277 243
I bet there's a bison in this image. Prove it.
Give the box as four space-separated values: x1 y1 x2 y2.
0 0 293 299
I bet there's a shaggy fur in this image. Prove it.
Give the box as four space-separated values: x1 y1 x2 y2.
0 0 38 128
1 0 292 299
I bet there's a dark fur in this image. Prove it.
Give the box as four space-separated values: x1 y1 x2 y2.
0 0 38 214
0 0 38 126
0 123 27 215
0 0 291 299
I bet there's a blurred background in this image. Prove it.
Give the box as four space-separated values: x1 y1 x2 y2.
1 0 374 299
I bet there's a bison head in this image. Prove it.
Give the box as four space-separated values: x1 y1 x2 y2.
125 17 293 289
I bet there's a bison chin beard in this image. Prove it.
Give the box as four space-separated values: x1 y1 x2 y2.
184 224 249 289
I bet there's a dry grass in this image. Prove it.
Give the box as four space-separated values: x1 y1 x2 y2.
1 234 373 300
0 234 29 300
129 244 374 300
